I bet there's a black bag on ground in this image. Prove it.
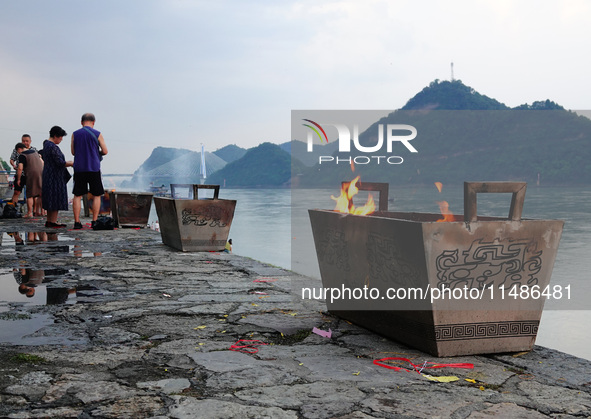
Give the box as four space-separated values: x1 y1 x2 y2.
2 203 21 219
93 216 115 230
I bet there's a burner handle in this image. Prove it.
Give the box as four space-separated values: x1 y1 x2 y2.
464 182 526 222
192 184 220 200
170 184 220 200
343 181 389 211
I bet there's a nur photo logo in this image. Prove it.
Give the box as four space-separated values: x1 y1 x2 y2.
302 119 418 165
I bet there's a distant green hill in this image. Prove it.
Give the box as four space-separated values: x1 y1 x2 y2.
213 144 246 163
209 142 305 188
402 79 509 110
402 79 563 112
513 99 564 110
295 80 591 186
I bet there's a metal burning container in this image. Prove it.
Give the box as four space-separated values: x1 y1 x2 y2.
154 184 236 252
110 192 153 228
309 182 564 356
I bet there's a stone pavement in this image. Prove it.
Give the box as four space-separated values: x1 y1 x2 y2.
0 214 590 418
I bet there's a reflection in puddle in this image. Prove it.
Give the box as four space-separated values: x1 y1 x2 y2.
1 269 105 308
1 231 72 254
1 269 76 306
74 239 102 258
0 269 103 345
0 267 75 344
1 231 74 244
0 230 106 344
0 231 105 257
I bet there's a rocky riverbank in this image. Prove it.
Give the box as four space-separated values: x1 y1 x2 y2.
0 214 590 418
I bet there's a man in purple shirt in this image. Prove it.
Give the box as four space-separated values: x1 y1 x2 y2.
71 113 108 229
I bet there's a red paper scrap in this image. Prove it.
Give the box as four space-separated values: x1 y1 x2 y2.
229 339 268 354
253 277 278 283
373 357 474 374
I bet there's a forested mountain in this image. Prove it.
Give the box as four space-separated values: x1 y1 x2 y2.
402 79 563 112
292 80 591 187
296 108 591 186
208 142 306 188
402 79 509 110
213 144 246 163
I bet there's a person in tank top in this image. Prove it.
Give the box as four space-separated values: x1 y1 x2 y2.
71 113 108 230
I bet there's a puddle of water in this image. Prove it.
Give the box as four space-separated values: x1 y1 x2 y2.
0 270 97 345
75 251 103 257
0 313 54 344
1 232 105 258
0 312 88 345
73 242 104 258
0 271 77 307
1 231 74 244
1 231 74 254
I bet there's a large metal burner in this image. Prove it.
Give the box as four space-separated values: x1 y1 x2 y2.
309 182 564 356
110 192 153 228
154 184 236 252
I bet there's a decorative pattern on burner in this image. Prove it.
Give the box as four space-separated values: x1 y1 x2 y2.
182 207 227 227
434 320 539 341
435 238 542 290
317 229 351 272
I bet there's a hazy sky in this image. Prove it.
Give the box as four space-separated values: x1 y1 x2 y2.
1 0 590 173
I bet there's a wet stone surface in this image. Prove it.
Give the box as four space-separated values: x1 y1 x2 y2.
0 214 590 418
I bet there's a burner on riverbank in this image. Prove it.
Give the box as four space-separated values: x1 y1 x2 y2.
309 181 564 356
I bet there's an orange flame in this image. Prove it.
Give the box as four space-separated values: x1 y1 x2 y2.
436 200 456 222
332 176 376 215
434 182 456 222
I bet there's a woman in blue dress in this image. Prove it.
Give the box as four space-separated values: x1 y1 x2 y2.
42 126 73 228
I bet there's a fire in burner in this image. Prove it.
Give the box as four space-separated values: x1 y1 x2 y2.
331 176 375 215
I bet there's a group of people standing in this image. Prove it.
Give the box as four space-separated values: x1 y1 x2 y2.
8 113 108 229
